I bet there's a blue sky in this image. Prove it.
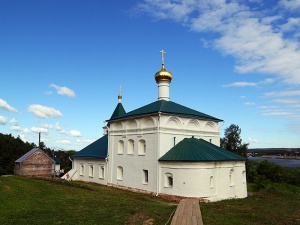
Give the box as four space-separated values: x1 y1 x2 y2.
1 0 300 151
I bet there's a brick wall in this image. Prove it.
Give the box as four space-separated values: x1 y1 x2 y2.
16 150 54 177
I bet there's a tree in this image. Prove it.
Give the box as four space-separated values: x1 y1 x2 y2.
220 124 248 157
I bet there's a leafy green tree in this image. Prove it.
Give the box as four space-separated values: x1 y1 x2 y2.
220 124 248 157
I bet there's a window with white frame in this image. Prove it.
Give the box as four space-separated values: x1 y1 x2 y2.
80 164 84 176
138 139 146 155
165 173 173 188
127 139 134 154
118 140 124 154
117 166 123 180
230 169 235 186
89 164 94 177
99 165 105 179
142 169 148 184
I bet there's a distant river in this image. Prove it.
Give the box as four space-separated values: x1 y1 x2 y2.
248 157 300 167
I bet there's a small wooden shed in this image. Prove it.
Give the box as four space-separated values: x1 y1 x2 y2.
15 148 55 177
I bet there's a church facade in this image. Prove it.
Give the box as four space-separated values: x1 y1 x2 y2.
70 51 247 202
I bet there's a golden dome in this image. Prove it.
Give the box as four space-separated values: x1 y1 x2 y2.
155 65 173 83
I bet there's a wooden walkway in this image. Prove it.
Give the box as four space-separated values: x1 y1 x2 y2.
171 198 203 225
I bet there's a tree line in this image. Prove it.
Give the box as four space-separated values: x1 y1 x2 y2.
0 133 75 175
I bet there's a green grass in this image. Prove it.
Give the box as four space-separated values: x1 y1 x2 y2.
1 176 299 225
0 176 176 225
201 183 300 225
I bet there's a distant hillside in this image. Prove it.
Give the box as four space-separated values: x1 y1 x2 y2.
248 148 300 156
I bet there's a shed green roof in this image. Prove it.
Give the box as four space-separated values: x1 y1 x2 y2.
73 134 108 159
108 100 222 122
159 137 245 161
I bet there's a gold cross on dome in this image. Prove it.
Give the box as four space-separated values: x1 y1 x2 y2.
160 49 166 65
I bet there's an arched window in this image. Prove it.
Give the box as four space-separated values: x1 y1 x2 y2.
230 169 235 186
89 164 94 177
118 140 124 154
210 176 214 188
165 173 173 188
99 165 105 179
242 171 246 183
138 139 146 155
117 166 123 180
142 169 148 184
80 164 84 176
127 139 134 154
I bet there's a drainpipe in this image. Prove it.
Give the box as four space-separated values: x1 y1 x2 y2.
156 112 161 196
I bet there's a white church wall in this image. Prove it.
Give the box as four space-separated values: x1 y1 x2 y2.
159 161 247 202
109 125 158 193
73 158 107 185
158 115 221 157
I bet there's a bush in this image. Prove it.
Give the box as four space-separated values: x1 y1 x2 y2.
246 159 300 189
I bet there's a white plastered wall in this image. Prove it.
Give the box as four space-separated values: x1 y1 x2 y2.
73 158 107 185
159 161 247 202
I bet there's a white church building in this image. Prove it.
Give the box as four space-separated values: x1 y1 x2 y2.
70 51 247 202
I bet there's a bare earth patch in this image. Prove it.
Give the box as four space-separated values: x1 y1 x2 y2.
127 213 154 225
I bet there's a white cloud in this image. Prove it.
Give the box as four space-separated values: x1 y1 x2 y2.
280 17 300 33
76 139 93 144
9 118 18 124
0 116 7 125
31 127 48 133
248 137 259 143
223 78 274 87
19 134 27 142
10 125 21 131
264 90 300 97
23 128 30 133
0 99 18 113
279 0 300 11
244 102 255 105
28 104 63 118
223 81 257 87
57 140 71 144
261 109 294 116
50 84 75 98
69 130 81 137
134 0 300 84
258 105 279 109
273 98 300 108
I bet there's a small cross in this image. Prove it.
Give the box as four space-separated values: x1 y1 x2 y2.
160 50 166 65
119 85 122 94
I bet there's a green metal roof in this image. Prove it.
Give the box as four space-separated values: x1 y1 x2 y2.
107 103 126 127
159 137 245 161
73 134 108 159
108 100 222 122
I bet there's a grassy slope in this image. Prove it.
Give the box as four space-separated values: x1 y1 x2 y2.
0 176 176 225
201 183 300 225
1 176 299 225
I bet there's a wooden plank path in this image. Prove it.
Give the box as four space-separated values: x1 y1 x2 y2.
171 198 203 225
